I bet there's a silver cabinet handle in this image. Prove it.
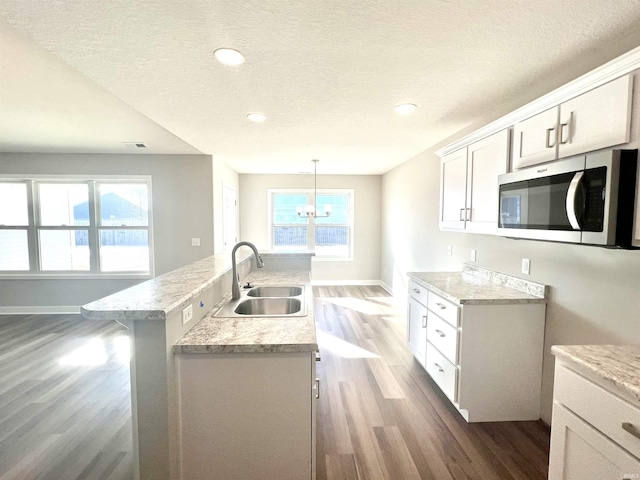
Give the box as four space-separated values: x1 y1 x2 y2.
622 422 640 440
315 378 320 399
435 329 446 337
435 302 446 310
459 208 465 221
559 122 570 144
545 127 555 148
465 208 471 221
422 315 427 328
434 363 444 373
412 288 420 294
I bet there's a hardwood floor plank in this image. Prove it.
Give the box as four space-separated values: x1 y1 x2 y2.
373 425 421 480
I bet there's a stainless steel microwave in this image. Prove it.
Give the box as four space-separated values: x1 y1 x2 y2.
497 149 638 247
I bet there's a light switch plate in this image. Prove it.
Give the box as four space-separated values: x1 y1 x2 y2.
521 258 531 275
191 238 201 247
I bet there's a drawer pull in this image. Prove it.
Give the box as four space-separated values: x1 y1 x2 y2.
622 422 640 440
433 363 444 373
435 303 447 310
315 378 320 399
422 315 427 328
412 288 420 294
435 329 446 337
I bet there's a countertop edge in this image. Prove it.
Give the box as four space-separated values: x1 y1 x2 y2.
552 345 640 407
407 271 547 305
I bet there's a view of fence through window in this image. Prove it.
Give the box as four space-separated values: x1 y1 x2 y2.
272 192 351 257
0 180 151 274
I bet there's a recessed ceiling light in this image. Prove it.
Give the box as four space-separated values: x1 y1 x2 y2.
213 48 245 66
247 113 266 123
394 103 417 115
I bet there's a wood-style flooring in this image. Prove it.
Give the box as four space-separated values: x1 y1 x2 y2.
0 285 549 479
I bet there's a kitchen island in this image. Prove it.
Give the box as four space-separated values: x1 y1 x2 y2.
81 250 316 480
174 268 318 480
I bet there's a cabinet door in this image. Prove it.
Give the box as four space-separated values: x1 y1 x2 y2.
465 129 510 234
512 107 559 169
559 74 633 158
407 296 428 365
440 148 468 230
549 403 640 480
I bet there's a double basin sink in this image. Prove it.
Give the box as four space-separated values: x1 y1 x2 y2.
214 285 306 317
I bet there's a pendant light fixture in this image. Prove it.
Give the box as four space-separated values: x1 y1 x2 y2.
296 159 332 218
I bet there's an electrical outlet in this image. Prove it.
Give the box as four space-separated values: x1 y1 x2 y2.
471 249 477 262
191 238 201 247
447 245 452 256
521 258 531 275
182 304 193 325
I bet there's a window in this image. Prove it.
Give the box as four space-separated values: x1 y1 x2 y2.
0 177 152 276
269 189 353 259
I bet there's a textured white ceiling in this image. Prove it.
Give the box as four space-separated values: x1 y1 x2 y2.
2 1 640 174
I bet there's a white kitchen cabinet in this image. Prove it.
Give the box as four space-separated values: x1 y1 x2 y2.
440 147 468 230
513 74 633 170
176 351 317 480
549 363 640 480
407 272 547 423
440 129 510 233
407 280 428 365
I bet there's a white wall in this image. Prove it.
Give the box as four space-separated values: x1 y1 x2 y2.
239 174 381 282
381 141 640 426
0 152 215 310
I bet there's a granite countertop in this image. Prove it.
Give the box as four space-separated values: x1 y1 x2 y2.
173 270 317 354
81 250 253 321
408 263 547 305
552 345 640 407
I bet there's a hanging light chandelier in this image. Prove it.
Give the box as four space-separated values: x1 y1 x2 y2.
296 159 332 218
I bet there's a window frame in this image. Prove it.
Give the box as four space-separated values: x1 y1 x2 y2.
268 188 354 261
0 175 154 279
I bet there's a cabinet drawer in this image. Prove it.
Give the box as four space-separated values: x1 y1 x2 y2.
427 292 459 327
426 313 458 365
425 342 457 403
554 365 640 459
408 280 429 306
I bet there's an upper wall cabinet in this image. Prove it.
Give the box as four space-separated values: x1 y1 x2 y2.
440 129 510 233
512 75 633 170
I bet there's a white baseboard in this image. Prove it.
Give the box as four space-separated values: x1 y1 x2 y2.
0 305 81 315
379 281 393 295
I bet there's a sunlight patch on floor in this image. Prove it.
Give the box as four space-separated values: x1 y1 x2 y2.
318 296 402 316
317 330 379 359
58 335 130 366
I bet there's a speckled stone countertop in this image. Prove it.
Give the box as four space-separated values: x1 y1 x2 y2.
174 270 317 354
552 345 640 407
81 251 253 321
408 263 547 305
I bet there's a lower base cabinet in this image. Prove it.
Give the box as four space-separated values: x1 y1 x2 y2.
176 351 317 480
407 280 546 422
549 363 640 480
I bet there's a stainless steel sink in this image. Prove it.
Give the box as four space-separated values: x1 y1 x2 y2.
234 298 302 315
213 284 307 317
247 286 303 297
